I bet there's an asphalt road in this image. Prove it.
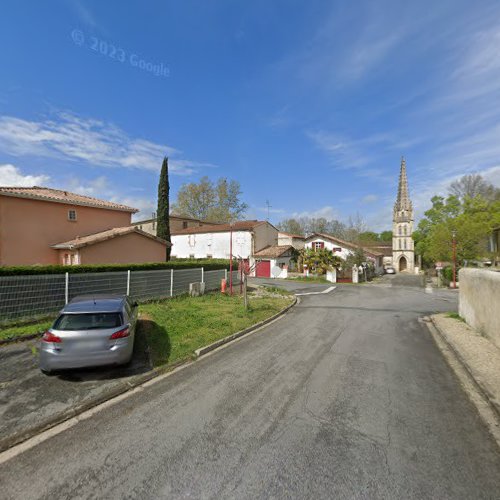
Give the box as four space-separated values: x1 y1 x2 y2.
2 283 500 499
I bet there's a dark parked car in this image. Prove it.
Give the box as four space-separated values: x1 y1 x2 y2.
39 295 138 374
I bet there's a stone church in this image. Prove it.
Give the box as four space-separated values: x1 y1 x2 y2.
392 157 415 273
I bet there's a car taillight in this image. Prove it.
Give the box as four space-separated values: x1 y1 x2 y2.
110 327 130 340
42 331 62 343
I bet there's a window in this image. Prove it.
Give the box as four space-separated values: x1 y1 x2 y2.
206 254 212 259
183 221 188 229
403 226 407 235
403 240 406 250
333 247 342 252
189 254 195 259
53 313 122 331
313 241 324 251
398 225 402 236
68 209 77 221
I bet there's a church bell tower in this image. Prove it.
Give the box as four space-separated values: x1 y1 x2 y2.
392 157 415 273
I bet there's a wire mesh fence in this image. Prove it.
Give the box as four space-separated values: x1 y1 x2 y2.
0 267 241 325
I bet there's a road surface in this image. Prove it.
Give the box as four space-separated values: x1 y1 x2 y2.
2 282 499 499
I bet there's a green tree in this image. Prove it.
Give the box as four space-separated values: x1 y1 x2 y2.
379 231 393 242
173 176 248 223
301 248 342 275
358 231 379 243
416 194 500 265
157 156 171 261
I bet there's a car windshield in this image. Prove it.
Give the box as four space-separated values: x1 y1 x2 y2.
53 313 123 331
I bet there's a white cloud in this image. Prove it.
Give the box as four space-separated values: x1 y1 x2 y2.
0 164 50 187
0 111 215 175
292 205 340 220
361 194 378 204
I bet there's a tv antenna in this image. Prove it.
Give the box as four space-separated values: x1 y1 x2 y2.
265 200 272 220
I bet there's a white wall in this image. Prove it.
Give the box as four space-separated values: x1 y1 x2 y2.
171 231 253 259
459 268 500 349
304 238 351 261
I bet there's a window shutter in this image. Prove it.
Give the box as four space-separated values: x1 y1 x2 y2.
320 242 325 249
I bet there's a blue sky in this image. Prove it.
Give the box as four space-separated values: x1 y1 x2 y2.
0 0 499 231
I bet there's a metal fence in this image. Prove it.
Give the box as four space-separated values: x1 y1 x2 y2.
0 268 241 324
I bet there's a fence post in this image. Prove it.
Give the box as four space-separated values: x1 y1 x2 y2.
225 269 228 281
126 270 131 296
170 269 174 297
201 267 204 284
65 272 69 304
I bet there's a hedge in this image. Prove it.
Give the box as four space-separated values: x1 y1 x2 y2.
0 259 234 276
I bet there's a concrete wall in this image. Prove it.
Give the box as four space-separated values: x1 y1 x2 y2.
79 232 166 264
459 268 500 349
171 231 253 259
0 195 131 266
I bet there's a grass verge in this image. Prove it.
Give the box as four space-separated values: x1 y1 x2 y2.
286 276 330 284
139 293 292 367
447 311 465 322
0 320 52 342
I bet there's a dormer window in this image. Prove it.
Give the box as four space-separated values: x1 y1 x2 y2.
68 209 77 221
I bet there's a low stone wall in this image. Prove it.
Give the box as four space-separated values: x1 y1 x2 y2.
459 268 500 348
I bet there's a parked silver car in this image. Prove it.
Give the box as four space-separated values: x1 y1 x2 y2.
39 295 138 374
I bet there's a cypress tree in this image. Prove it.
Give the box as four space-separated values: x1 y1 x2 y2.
157 156 171 260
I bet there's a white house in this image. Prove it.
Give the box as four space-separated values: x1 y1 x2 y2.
304 233 384 274
171 220 293 277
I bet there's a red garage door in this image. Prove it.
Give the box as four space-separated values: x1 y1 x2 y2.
255 260 271 277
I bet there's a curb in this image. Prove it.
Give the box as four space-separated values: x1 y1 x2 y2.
0 296 298 454
429 315 500 419
194 296 297 357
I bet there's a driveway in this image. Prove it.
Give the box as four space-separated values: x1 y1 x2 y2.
2 282 499 499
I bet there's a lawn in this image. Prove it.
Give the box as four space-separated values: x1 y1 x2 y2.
0 294 293 366
286 275 330 284
140 293 292 366
0 319 53 342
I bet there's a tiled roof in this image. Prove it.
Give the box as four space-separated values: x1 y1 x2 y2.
278 232 305 239
171 220 267 235
51 226 170 249
253 245 293 258
305 232 384 257
0 186 137 212
132 214 222 225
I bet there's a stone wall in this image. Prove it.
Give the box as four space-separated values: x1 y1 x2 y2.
459 268 500 348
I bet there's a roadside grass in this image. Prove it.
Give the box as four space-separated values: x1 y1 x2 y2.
139 293 292 366
447 311 465 322
0 319 52 342
0 294 293 366
286 276 330 284
260 285 292 296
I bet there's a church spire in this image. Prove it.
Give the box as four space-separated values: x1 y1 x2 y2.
394 156 412 212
